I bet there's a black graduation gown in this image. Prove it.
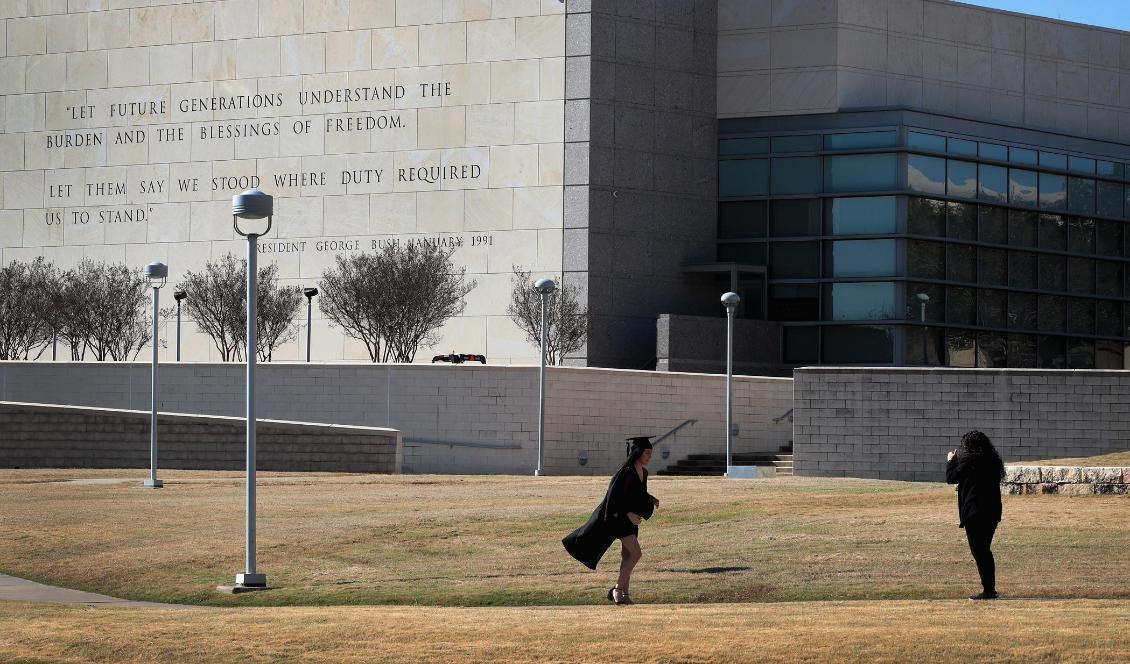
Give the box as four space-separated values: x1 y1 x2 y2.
945 451 1003 527
562 465 656 570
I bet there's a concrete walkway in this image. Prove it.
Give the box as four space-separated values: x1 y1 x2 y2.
0 572 199 609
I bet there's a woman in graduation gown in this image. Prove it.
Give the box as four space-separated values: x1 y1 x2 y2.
562 437 660 605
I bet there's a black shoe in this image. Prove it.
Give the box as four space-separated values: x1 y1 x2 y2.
607 587 615 602
969 591 999 600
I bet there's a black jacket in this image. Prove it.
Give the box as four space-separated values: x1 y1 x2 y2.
945 451 1003 527
562 465 656 570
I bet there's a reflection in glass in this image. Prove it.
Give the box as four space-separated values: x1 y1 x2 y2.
1097 300 1122 336
718 242 767 264
1008 334 1037 367
978 289 1006 328
1008 169 1037 206
947 201 976 240
1038 254 1066 291
1008 292 1037 330
1039 172 1067 210
1068 156 1096 174
1096 261 1121 298
1067 217 1095 254
1037 336 1066 368
770 199 821 236
770 284 819 321
907 241 945 279
771 157 822 195
1067 257 1094 294
906 283 944 322
1007 209 1037 246
979 206 1007 244
977 333 1007 368
948 138 977 157
947 244 975 282
718 201 767 239
908 197 945 236
1039 152 1067 170
908 132 945 151
904 327 945 366
1038 295 1067 332
908 155 946 195
1096 340 1122 369
824 131 897 150
978 248 1006 286
1038 213 1066 250
947 330 975 367
1097 181 1124 219
1007 251 1036 289
1096 219 1122 256
825 154 898 193
783 326 819 363
822 326 893 363
1068 299 1095 334
947 160 977 199
1068 177 1095 215
979 143 1008 161
1097 161 1123 178
771 134 821 153
1009 147 1038 166
827 196 897 235
769 242 820 278
825 239 897 277
1067 338 1094 369
719 138 769 155
824 282 897 321
719 159 768 197
947 287 975 324
979 164 1008 203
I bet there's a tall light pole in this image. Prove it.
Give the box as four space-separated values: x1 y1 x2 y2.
916 292 930 323
721 292 740 477
303 287 318 363
533 277 556 477
231 188 272 590
143 261 168 489
174 289 187 361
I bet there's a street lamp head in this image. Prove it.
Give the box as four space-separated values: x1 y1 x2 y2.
304 287 319 299
173 289 187 302
721 291 740 308
533 277 557 295
915 292 931 303
232 188 273 237
144 261 168 288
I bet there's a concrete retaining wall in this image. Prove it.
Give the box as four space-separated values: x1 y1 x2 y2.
0 401 401 473
1004 465 1129 495
0 363 794 475
793 368 1130 482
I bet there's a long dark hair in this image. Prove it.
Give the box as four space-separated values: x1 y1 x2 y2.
959 430 1005 481
616 442 651 475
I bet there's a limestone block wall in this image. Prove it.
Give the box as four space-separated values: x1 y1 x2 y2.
0 401 401 472
0 362 793 475
793 367 1130 482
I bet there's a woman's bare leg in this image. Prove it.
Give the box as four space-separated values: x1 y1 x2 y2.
615 535 642 595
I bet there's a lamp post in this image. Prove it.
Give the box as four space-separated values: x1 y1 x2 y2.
916 292 930 323
143 261 168 489
533 277 556 477
173 289 187 361
231 188 273 590
721 292 740 477
303 287 318 363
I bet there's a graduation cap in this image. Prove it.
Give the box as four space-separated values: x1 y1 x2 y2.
625 435 654 457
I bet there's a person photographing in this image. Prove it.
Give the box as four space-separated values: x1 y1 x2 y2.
946 430 1006 600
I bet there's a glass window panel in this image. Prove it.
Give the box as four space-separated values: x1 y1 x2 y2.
947 287 975 324
977 332 1007 368
1097 300 1122 336
907 240 945 279
1068 299 1095 334
827 196 897 235
783 326 819 363
770 284 819 321
1096 261 1121 298
1008 209 1038 247
978 247 1007 286
1097 182 1123 219
1039 295 1067 332
825 154 898 193
719 159 768 197
1008 334 1037 367
1068 217 1095 254
718 242 767 264
822 325 894 363
1068 177 1096 215
947 244 975 282
1008 251 1036 289
904 327 945 366
947 201 976 240
1097 161 1122 178
1068 156 1096 174
823 282 897 321
772 134 821 153
719 137 769 155
1126 185 1130 220
825 239 897 277
1039 172 1067 210
1096 340 1122 369
1008 168 1037 206
978 206 1007 244
947 330 976 367
979 143 1008 161
978 164 1008 203
718 201 767 239
824 131 897 150
978 289 1007 328
770 199 821 236
1096 220 1122 257
1038 254 1066 291
908 197 946 236
1037 336 1066 368
907 131 945 151
771 157 822 195
906 283 944 322
1008 292 1037 330
1038 213 1066 250
1067 257 1095 294
947 160 977 198
948 138 977 156
1125 265 1130 298
1040 151 1067 170
1010 147 1038 166
908 154 947 195
769 241 820 278
1067 338 1095 369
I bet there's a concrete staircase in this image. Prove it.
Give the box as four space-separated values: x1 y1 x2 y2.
658 445 793 477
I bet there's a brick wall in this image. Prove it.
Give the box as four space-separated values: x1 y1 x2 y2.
0 362 793 475
0 402 401 473
794 368 1130 482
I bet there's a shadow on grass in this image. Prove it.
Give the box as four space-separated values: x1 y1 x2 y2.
660 566 752 574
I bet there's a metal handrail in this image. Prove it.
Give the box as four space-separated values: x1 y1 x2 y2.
772 409 793 424
403 438 522 450
653 419 698 444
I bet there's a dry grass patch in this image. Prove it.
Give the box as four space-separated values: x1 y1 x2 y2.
0 471 1127 607
0 600 1127 663
1023 450 1130 467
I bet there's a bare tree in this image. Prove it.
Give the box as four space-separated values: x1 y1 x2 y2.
243 263 303 362
45 259 159 361
0 258 54 360
506 267 588 365
320 242 476 362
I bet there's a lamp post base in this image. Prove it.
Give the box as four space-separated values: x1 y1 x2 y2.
534 469 544 476
218 573 269 592
143 479 164 488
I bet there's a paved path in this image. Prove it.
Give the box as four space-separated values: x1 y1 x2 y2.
0 573 199 609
